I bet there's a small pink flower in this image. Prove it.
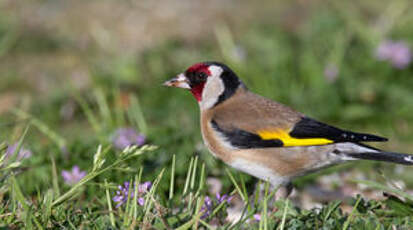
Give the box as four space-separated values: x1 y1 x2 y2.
324 63 339 83
253 213 261 221
61 166 86 185
5 143 32 160
376 40 411 69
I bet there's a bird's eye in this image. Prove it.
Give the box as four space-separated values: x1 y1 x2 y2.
197 72 208 80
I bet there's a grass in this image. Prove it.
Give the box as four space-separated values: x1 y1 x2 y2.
1 0 413 228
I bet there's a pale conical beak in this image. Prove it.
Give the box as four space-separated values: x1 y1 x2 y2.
163 73 191 89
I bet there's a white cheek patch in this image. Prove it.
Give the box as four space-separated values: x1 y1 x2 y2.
200 66 224 110
209 65 224 77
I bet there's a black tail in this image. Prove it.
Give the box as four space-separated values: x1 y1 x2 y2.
347 151 413 165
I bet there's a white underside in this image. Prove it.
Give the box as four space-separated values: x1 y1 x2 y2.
229 158 288 187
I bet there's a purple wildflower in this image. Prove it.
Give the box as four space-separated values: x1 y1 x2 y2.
138 181 152 193
216 192 233 204
323 63 339 83
61 165 86 185
5 143 32 160
201 196 213 219
112 181 152 208
253 213 261 221
376 40 411 69
113 182 131 208
200 193 233 219
138 197 145 206
112 128 146 150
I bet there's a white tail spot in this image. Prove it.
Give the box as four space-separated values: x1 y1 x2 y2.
404 155 413 163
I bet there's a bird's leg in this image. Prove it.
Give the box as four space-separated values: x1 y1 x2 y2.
275 182 293 200
253 181 293 213
272 182 293 212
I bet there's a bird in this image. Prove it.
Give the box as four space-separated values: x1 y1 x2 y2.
163 61 413 198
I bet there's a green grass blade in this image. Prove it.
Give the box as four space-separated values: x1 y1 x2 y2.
122 178 133 226
279 199 289 230
104 180 116 227
225 168 247 202
342 196 362 230
197 163 206 194
10 174 33 227
183 157 194 195
133 168 143 220
42 189 53 225
169 154 176 200
323 200 342 222
263 181 269 230
50 154 60 196
190 156 198 191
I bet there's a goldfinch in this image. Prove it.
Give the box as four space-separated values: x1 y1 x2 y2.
164 61 413 198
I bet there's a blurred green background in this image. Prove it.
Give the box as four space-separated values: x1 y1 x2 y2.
1 0 413 210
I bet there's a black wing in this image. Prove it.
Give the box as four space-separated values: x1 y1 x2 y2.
289 117 388 143
211 120 283 149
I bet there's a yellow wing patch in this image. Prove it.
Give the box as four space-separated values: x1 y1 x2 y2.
257 129 333 147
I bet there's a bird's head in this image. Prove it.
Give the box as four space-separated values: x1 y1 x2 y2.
164 62 243 109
